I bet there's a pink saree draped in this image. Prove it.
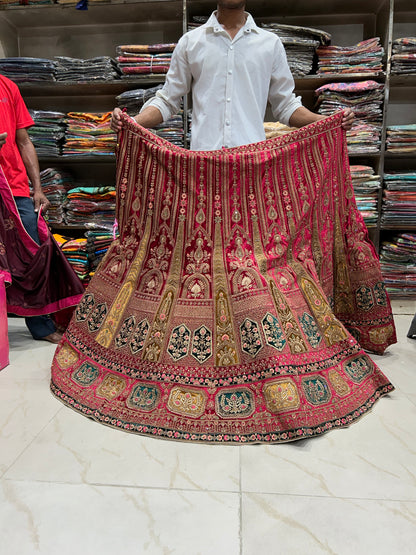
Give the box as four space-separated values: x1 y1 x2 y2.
51 112 396 444
0 166 84 318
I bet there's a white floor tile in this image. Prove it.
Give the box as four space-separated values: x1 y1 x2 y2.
390 299 416 315
240 391 416 501
5 406 241 492
0 479 240 555
0 379 61 477
242 492 416 555
1 304 415 554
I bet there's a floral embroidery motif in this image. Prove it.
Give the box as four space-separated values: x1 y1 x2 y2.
355 285 374 311
167 387 207 418
369 324 394 345
262 313 286 351
191 325 212 363
343 356 374 383
96 373 126 400
114 316 136 349
328 370 351 397
373 282 388 307
240 318 263 357
130 319 150 355
302 376 331 405
299 312 322 348
215 388 255 418
88 303 108 333
127 383 161 411
269 280 308 353
167 324 191 361
75 293 95 322
263 379 300 413
71 362 100 386
56 343 79 369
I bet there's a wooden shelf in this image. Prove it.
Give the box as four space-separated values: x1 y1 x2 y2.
39 155 116 163
1 0 415 296
19 78 166 97
0 1 183 27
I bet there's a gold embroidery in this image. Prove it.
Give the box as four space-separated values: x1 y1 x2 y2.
333 208 355 314
269 280 308 353
96 374 127 400
328 369 351 397
263 379 300 413
300 277 348 346
95 216 152 347
369 325 394 345
55 343 79 369
214 220 239 366
143 218 185 362
167 386 207 418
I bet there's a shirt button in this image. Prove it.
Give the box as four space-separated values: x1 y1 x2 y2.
230 46 234 50
227 98 231 102
225 120 230 126
228 70 232 75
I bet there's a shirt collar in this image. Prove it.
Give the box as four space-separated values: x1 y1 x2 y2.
204 11 260 35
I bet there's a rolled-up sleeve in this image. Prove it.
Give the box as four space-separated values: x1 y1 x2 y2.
141 35 193 122
268 38 302 126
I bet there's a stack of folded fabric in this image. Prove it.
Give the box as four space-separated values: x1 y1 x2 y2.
187 15 208 31
62 112 116 156
315 80 384 153
349 165 381 226
63 186 116 229
264 121 297 139
391 38 416 74
317 38 384 75
116 44 176 78
115 85 163 114
150 113 185 147
55 56 120 82
261 23 331 76
386 124 416 153
86 230 116 276
116 86 185 146
379 233 416 297
381 171 416 226
53 234 90 283
1 1 53 5
38 167 74 225
28 110 66 157
0 57 56 82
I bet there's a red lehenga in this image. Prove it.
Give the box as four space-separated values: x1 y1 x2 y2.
51 112 396 444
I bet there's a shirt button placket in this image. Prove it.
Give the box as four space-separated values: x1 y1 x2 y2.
224 42 234 148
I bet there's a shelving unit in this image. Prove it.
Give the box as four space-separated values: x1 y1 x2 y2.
382 0 416 236
0 0 415 286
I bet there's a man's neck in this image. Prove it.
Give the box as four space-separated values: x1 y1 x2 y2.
216 7 247 36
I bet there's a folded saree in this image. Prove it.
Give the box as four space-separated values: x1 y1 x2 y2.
51 112 395 444
0 166 84 317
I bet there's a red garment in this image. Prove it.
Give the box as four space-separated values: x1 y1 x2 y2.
0 75 34 197
51 112 396 444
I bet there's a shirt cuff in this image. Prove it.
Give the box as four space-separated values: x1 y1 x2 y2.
278 96 303 127
140 92 172 122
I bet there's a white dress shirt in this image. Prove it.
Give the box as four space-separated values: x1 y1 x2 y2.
142 12 302 151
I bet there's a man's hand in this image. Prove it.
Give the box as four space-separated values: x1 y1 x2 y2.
0 132 7 148
341 109 355 131
110 108 124 133
32 189 50 213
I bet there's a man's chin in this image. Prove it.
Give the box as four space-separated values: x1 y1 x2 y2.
218 1 246 9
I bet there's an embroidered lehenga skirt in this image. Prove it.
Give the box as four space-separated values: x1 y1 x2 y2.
51 112 396 444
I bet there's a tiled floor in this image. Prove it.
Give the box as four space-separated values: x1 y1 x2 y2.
1 301 416 555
